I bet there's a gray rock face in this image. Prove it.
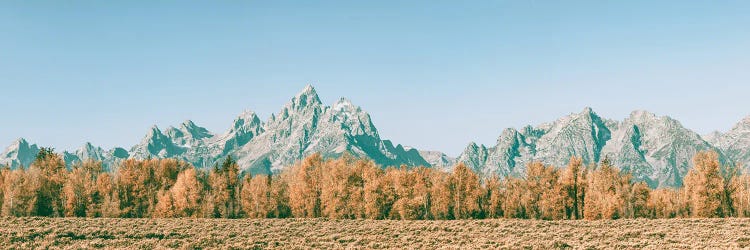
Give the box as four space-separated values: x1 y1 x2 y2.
1 85 428 174
234 86 428 174
600 110 723 187
3 86 750 188
457 108 726 188
710 116 750 170
418 150 457 171
0 138 40 169
63 142 128 171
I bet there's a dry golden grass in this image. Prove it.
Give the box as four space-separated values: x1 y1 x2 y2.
1 217 750 249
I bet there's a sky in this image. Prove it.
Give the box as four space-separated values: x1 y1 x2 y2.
1 1 749 156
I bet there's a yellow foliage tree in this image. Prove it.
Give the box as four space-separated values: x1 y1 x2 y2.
483 175 503 218
1 168 39 216
62 160 101 217
30 148 67 217
362 161 388 219
241 174 273 218
628 182 651 218
683 151 725 217
584 160 626 220
287 153 323 218
154 167 203 218
731 174 750 217
523 162 564 220
451 163 481 219
96 173 121 218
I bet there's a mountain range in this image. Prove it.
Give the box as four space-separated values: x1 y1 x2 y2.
2 85 748 188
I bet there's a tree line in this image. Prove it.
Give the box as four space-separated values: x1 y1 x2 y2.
1 148 748 220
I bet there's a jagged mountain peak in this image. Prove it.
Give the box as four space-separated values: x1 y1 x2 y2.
237 109 259 120
164 126 182 137
300 84 316 95
13 137 27 145
8 138 32 151
178 120 213 140
10 137 32 149
1 138 41 169
629 109 661 120
288 84 323 110
711 115 750 170
79 142 99 152
627 111 689 132
456 108 726 187
143 125 171 143
573 106 602 120
496 128 520 144
326 97 377 137
180 120 198 129
533 107 601 134
131 124 185 159
9 85 750 189
141 126 166 141
229 110 263 131
456 142 491 173
232 86 429 174
272 85 324 123
64 142 128 171
581 106 594 114
465 142 483 151
732 115 750 130
333 97 357 112
212 109 266 157
531 106 611 167
147 125 163 136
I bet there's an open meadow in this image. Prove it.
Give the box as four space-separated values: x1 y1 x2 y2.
2 217 750 249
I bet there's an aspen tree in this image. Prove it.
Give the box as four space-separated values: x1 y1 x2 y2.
684 151 724 217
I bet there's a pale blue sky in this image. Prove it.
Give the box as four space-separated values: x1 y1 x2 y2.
1 1 749 156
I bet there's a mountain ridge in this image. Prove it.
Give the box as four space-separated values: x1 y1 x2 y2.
2 86 749 188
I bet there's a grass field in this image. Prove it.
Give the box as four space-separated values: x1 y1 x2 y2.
1 217 750 249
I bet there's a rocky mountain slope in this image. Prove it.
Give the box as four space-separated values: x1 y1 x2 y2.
708 116 750 171
2 86 749 188
457 108 729 187
0 138 40 169
417 150 456 171
0 85 427 174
